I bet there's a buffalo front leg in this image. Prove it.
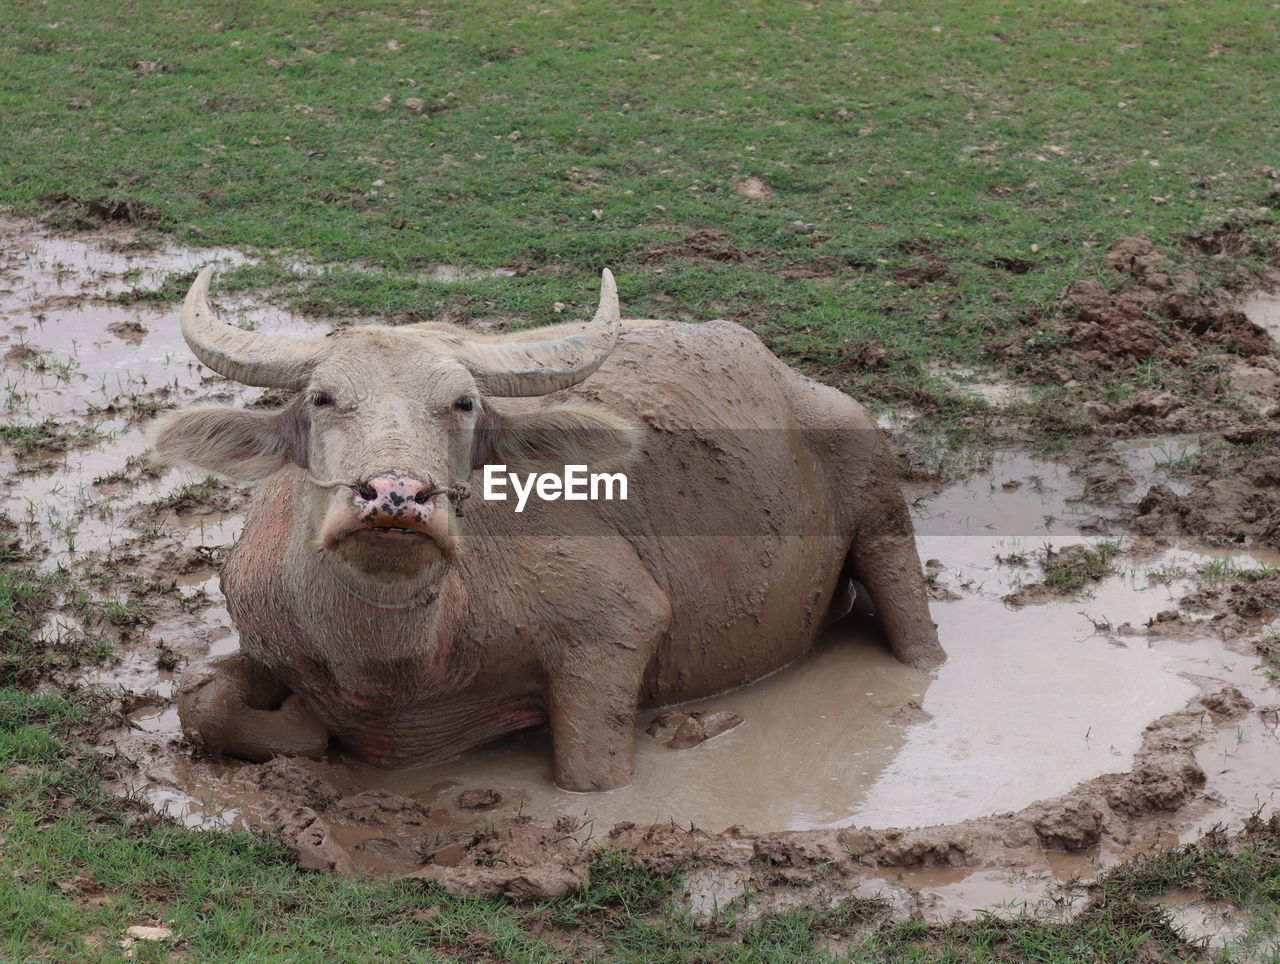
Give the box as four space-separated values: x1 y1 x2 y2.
547 665 649 793
851 528 945 671
177 652 329 762
542 564 672 792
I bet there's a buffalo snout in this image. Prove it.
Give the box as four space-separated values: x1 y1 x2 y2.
353 472 438 513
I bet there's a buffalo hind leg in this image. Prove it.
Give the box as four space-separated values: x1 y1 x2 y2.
850 531 945 670
177 652 330 762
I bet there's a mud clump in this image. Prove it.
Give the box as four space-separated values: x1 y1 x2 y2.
646 709 744 749
986 235 1276 425
1074 454 1135 501
1002 583 1057 608
43 192 160 226
3 344 41 366
639 228 762 265
1197 684 1254 719
457 788 502 810
1082 391 1203 435
1182 573 1280 621
1133 482 1280 549
0 513 31 562
1003 542 1121 606
106 319 148 342
252 758 339 811
328 789 434 828
1028 800 1104 852
1106 752 1206 818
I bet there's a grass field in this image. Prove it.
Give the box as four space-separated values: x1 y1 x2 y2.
3 1 1280 960
2 0 1278 410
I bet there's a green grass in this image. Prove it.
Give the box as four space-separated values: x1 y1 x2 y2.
1 0 1278 417
0 566 82 686
1038 539 1123 595
4 718 1275 961
0 418 103 457
1196 557 1279 585
155 474 227 513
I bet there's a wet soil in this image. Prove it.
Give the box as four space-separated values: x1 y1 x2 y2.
987 234 1280 431
4 217 1280 916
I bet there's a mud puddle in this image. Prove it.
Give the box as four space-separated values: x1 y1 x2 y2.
0 218 322 570
1242 287 1280 344
4 218 1279 913
100 447 1280 906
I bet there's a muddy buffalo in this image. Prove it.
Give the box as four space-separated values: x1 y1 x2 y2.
151 267 943 790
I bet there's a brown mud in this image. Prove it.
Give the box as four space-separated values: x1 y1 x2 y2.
989 234 1280 432
3 217 1280 916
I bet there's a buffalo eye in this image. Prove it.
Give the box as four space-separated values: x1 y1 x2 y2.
453 396 474 413
312 391 333 407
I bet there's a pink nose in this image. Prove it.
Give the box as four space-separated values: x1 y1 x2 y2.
353 472 436 512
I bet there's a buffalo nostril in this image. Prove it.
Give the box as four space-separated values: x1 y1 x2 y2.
353 483 377 501
413 489 434 504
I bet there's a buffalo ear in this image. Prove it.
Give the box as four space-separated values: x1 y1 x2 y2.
476 403 640 474
147 406 304 481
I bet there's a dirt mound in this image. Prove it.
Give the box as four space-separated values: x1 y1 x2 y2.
1132 479 1280 550
986 235 1277 423
639 228 762 264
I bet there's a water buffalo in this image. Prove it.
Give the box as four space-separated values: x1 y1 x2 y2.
152 267 943 791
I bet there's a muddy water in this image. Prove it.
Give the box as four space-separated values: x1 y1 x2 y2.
109 451 1279 845
1243 289 1280 343
5 219 1280 915
0 219 318 567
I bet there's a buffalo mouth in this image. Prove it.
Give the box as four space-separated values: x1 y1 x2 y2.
319 497 455 576
348 525 433 542
325 516 451 579
325 508 442 547
344 514 436 539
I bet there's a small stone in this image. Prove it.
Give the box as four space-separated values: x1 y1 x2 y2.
122 924 173 943
791 220 816 234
